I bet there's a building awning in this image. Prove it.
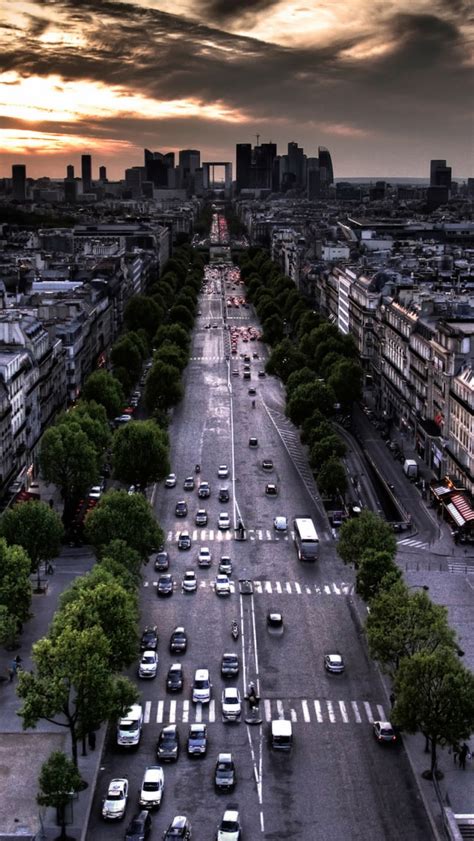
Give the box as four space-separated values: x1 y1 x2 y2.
450 493 474 523
446 503 466 528
431 484 453 497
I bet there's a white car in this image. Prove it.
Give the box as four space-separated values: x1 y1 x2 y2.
198 546 212 567
218 512 231 530
102 777 129 820
182 570 197 592
165 473 177 488
217 809 241 840
324 653 345 674
138 765 164 809
138 650 158 679
89 485 103 500
273 516 288 531
221 687 241 721
218 464 229 478
215 574 231 596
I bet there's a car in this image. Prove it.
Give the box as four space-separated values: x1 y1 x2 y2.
218 487 230 503
166 662 184 692
175 500 188 517
157 574 174 597
182 570 197 592
140 625 158 651
218 465 229 478
138 650 158 679
183 476 195 491
221 652 239 677
192 668 211 704
138 766 164 810
124 810 152 841
115 414 132 424
165 473 177 488
215 574 231 596
231 368 239 375
273 516 288 531
187 723 208 756
170 627 187 654
163 815 192 840
218 556 232 576
128 484 140 495
214 752 236 791
248 437 258 448
324 653 345 674
373 720 398 743
262 459 273 471
218 512 231 530
89 485 102 500
195 508 208 526
102 777 129 820
198 481 211 499
154 551 169 572
177 531 191 550
267 612 283 629
265 483 278 496
258 370 266 378
198 546 212 567
217 809 241 841
156 724 180 761
221 687 241 721
243 371 251 379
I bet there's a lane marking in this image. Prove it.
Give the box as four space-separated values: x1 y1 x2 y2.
144 701 151 724
314 700 323 722
277 700 284 719
339 701 349 723
156 700 163 723
169 700 176 723
302 700 310 723
364 702 373 723
264 699 272 722
351 701 361 723
327 701 336 723
182 701 189 723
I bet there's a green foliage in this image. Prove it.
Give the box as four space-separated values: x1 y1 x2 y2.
39 424 98 524
0 500 63 587
145 360 183 413
111 335 142 382
262 314 284 345
0 538 32 627
154 323 190 353
301 418 334 448
310 434 346 471
355 549 401 602
393 648 474 774
0 604 22 649
99 539 143 589
286 367 317 396
266 340 307 383
168 304 194 331
84 489 163 558
337 510 397 567
124 295 163 339
296 310 321 340
37 751 83 810
57 402 111 457
286 381 336 426
317 457 347 499
154 341 187 372
328 359 363 409
112 420 170 488
81 370 124 418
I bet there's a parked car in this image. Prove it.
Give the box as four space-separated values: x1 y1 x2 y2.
165 474 177 488
373 720 398 743
101 777 129 820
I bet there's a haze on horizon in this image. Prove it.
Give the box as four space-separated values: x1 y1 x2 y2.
0 0 472 181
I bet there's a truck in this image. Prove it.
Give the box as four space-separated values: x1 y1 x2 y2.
403 459 418 480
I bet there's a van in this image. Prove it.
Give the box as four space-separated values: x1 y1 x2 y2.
271 719 293 751
139 766 164 809
192 668 211 704
117 703 143 747
403 459 418 480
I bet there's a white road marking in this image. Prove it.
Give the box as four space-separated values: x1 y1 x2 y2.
302 700 310 722
254 581 262 594
351 701 361 723
169 700 176 723
195 703 202 723
182 701 189 723
332 583 341 595
286 582 292 593
144 701 151 724
156 700 163 723
264 581 272 593
209 700 216 723
275 581 282 593
314 700 323 722
264 699 272 722
327 701 336 723
339 701 349 723
324 584 331 594
377 704 386 720
277 700 284 719
364 702 374 723
294 582 301 594
291 708 297 722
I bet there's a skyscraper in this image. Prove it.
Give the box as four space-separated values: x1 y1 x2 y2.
178 149 200 193
81 154 92 192
318 146 334 196
66 164 74 179
287 142 305 188
144 149 175 187
12 165 26 201
99 166 107 181
253 143 277 190
430 159 451 188
236 143 252 192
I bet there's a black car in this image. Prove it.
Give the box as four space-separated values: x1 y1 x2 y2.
157 724 180 762
183 476 195 491
218 488 230 503
198 482 210 499
187 723 208 756
157 575 174 597
166 663 184 692
249 437 258 448
265 483 278 496
140 626 158 651
258 370 266 377
248 387 256 395
124 810 152 841
262 459 274 471
221 653 239 677
175 500 188 517
163 815 192 840
169 627 187 654
177 531 191 550
195 509 208 526
154 551 169 572
214 752 236 791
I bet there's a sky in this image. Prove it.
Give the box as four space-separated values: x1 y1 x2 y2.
0 0 472 180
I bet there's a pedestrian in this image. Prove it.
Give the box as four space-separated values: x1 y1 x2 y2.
459 743 470 770
88 731 96 751
14 655 22 668
452 743 460 764
389 692 396 708
10 660 17 678
7 667 14 682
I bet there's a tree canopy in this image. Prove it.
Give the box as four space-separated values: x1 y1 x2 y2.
317 457 347 500
0 538 32 643
144 361 183 413
337 510 397 567
84 489 163 558
39 424 98 525
112 420 170 489
0 500 63 588
81 370 124 418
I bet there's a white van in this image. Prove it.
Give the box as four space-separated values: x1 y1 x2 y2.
271 719 293 751
139 766 164 809
192 668 211 704
117 703 143 747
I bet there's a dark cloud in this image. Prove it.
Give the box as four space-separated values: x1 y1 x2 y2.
200 0 280 25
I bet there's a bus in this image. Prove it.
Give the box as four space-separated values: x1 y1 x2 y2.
293 517 319 561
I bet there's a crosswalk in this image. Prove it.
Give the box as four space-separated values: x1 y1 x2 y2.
167 529 295 543
141 697 387 726
448 562 474 574
397 537 429 550
190 356 222 361
145 578 353 596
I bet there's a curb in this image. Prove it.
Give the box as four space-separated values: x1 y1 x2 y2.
79 725 108 841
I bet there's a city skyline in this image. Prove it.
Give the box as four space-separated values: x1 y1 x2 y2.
0 0 472 180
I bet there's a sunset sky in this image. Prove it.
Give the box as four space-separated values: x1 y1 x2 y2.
0 0 472 179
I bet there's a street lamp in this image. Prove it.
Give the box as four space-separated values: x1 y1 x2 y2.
407 584 429 591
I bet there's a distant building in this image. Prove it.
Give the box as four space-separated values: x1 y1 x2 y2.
99 165 107 181
430 159 452 188
81 154 92 193
66 165 74 179
318 147 334 196
236 144 252 193
12 165 26 201
144 149 175 187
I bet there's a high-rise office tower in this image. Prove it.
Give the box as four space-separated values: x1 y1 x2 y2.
64 177 78 203
99 166 107 181
430 159 452 188
178 149 200 193
287 142 305 188
236 143 252 192
306 157 320 199
318 146 334 196
81 154 92 192
12 165 26 201
66 164 74 179
253 143 277 190
144 149 175 187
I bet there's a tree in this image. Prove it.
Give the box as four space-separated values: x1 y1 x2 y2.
262 314 284 345
144 361 183 413
355 549 401 602
124 295 163 339
57 402 111 458
37 751 83 840
0 500 64 589
328 359 363 410
111 335 142 383
337 510 397 567
100 539 143 589
168 304 193 331
17 625 138 767
310 435 346 471
317 457 347 500
81 370 124 419
154 324 190 354
112 420 170 489
84 489 163 559
286 367 316 396
265 340 307 383
154 341 187 372
39 425 98 525
393 649 474 777
366 581 457 675
287 381 336 426
0 538 32 633
296 310 321 340
301 418 334 448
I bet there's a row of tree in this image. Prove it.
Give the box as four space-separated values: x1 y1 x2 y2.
337 510 474 775
238 248 363 501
